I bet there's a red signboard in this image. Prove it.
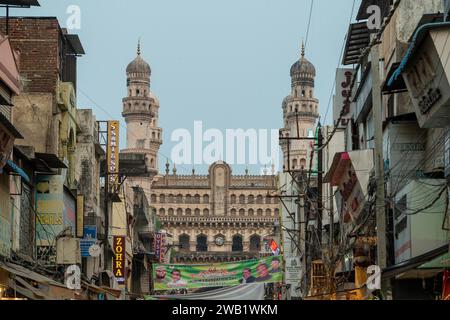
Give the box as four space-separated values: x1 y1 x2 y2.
113 236 126 284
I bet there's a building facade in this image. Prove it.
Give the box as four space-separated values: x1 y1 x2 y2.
150 161 280 263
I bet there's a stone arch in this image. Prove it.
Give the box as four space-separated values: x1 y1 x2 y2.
248 195 255 204
250 235 261 252
194 194 201 204
256 195 263 204
160 194 165 203
179 234 190 251
168 208 174 216
150 194 157 203
185 194 192 203
230 194 236 204
239 209 245 216
186 208 192 216
248 209 254 216
176 208 183 216
231 209 237 216
159 208 165 216
196 234 208 252
168 194 174 203
239 194 246 204
232 234 243 252
266 209 272 216
203 194 210 203
257 209 263 216
176 194 183 203
194 208 200 216
203 209 209 216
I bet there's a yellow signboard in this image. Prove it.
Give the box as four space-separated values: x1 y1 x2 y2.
76 195 84 238
107 121 120 193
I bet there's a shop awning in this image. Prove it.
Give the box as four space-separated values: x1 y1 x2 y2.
0 261 75 300
382 244 449 280
35 152 67 169
0 111 22 138
418 252 450 269
3 159 30 183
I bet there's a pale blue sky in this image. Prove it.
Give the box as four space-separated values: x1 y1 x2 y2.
18 0 360 174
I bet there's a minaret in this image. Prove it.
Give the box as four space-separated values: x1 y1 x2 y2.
122 41 163 178
280 42 319 171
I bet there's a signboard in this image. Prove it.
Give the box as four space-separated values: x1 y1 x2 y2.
155 232 167 263
36 175 64 247
153 256 283 291
107 121 120 193
285 256 302 285
80 226 97 258
76 195 84 238
113 236 126 284
334 68 356 128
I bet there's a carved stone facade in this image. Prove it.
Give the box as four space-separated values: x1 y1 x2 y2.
280 43 319 172
151 161 280 263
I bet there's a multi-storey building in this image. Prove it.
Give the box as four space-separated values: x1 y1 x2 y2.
150 161 279 263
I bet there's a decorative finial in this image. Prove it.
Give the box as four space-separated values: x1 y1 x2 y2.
173 163 177 175
192 168 195 175
245 167 249 175
165 158 170 175
137 38 141 56
301 40 305 58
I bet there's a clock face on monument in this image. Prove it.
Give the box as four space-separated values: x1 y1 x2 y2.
215 236 225 246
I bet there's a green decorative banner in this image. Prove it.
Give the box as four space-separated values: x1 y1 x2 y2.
153 256 282 291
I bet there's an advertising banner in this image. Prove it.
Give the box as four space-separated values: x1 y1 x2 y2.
153 256 283 291
113 236 126 284
334 68 355 128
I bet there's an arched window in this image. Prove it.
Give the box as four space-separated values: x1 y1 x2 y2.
239 195 245 204
152 132 155 139
186 208 192 216
231 209 237 216
196 235 208 252
150 158 154 168
230 195 236 204
194 194 200 204
185 194 192 203
176 194 183 203
248 195 255 204
159 208 165 216
239 209 245 216
168 194 174 203
151 194 157 203
168 208 174 216
257 209 263 216
177 208 183 216
292 159 298 169
300 159 307 168
265 196 272 204
203 194 209 203
248 209 254 216
250 235 261 252
194 208 200 216
179 234 190 251
256 195 263 204
274 208 280 215
160 194 165 203
203 209 209 216
232 235 243 252
266 209 272 216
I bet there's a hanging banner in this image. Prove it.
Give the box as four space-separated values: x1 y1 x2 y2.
113 236 126 284
107 121 120 193
153 256 283 291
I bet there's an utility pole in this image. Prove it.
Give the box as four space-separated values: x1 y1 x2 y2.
371 41 388 282
317 125 323 246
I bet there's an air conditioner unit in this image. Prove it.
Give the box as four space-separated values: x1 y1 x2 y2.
56 237 81 265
